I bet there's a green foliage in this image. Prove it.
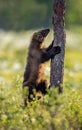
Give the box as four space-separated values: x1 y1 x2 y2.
0 0 82 30
0 29 82 129
66 0 82 26
0 82 82 130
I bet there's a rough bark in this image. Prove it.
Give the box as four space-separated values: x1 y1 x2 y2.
50 0 66 93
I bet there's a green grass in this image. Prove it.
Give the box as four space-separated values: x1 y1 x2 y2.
0 29 82 130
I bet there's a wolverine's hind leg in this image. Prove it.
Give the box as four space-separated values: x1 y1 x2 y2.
23 83 36 106
36 80 49 95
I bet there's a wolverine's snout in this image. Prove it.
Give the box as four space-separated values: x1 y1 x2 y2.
41 29 50 37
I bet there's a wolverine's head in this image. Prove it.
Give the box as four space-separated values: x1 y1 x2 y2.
32 28 50 44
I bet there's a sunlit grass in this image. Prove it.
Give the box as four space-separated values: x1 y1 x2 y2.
0 28 82 130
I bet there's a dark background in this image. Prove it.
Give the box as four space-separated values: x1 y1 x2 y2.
0 0 82 30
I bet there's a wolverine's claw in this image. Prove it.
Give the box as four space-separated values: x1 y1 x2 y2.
54 46 61 54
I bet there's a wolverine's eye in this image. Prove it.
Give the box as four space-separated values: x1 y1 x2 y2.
39 35 43 40
38 35 44 43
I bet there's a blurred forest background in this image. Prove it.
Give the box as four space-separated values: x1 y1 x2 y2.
0 1 82 129
0 0 82 30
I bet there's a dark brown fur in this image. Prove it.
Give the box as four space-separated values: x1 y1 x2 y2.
22 29 61 105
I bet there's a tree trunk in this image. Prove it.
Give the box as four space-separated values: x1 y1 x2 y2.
50 0 66 93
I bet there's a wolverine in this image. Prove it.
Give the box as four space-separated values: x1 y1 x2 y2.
22 28 61 105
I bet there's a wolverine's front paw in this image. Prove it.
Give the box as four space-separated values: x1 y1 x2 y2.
54 46 61 54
